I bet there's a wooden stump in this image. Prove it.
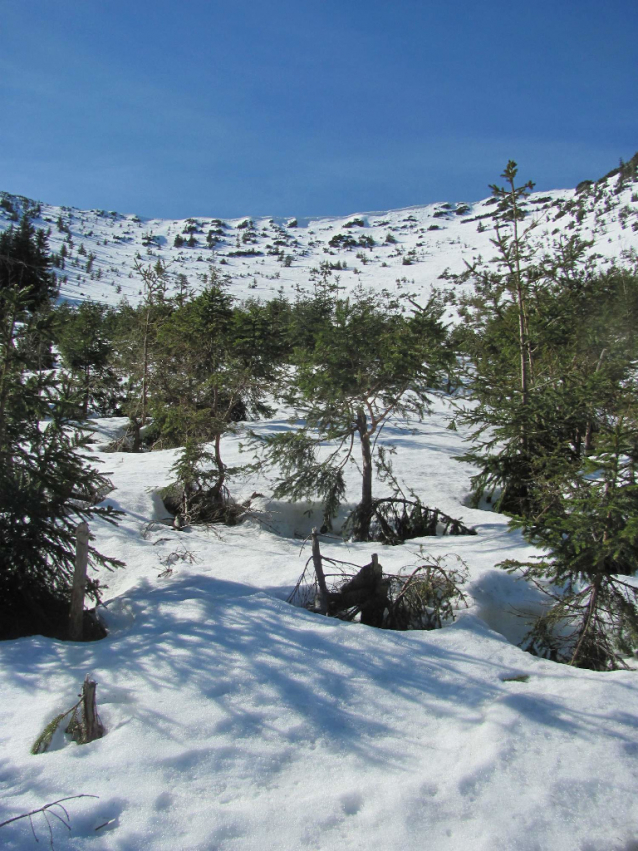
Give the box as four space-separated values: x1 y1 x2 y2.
66 676 105 745
328 554 391 626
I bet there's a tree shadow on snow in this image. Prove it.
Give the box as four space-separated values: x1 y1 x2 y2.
2 573 638 780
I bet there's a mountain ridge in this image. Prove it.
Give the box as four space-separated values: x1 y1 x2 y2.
1 157 637 308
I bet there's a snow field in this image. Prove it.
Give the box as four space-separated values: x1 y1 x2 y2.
2 400 638 850
2 174 637 310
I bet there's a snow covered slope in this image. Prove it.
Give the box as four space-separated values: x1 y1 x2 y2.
1 400 637 850
1 162 638 308
2 164 638 849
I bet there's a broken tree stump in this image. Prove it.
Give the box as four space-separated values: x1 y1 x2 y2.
66 675 105 745
328 554 391 627
68 522 90 641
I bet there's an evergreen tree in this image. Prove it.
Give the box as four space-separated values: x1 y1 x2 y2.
150 274 278 521
451 162 544 514
454 161 638 668
0 215 57 310
504 414 638 670
0 226 122 639
113 261 173 450
255 285 452 540
232 293 293 378
54 301 120 416
450 163 635 516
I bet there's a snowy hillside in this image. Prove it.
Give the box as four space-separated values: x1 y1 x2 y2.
2 163 638 850
1 162 638 309
2 400 638 851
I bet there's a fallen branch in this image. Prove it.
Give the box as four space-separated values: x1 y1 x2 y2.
345 497 476 544
31 701 81 755
0 795 98 849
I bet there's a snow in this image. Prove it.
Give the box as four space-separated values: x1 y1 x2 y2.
2 175 638 848
1 171 637 310
2 399 638 850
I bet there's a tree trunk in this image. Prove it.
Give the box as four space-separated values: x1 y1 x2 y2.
80 366 90 418
0 301 18 447
141 306 150 429
516 276 529 411
130 416 142 453
584 349 606 455
311 528 329 614
353 409 373 541
327 554 389 626
80 677 104 743
212 433 225 498
570 574 602 667
66 676 105 744
508 173 531 412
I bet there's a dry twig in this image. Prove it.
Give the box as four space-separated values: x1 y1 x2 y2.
0 795 98 849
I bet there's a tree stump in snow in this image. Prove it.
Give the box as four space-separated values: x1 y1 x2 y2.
66 675 104 745
328 554 391 626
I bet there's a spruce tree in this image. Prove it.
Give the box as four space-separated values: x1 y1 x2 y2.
54 301 119 417
255 285 452 540
0 225 122 639
451 163 617 515
454 161 638 668
150 274 278 521
504 414 638 669
113 261 173 450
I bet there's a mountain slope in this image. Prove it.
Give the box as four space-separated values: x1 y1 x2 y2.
1 161 638 850
2 159 638 308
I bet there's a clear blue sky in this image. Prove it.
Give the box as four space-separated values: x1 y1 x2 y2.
1 1 636 219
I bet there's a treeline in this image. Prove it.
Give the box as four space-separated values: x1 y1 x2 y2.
0 221 455 637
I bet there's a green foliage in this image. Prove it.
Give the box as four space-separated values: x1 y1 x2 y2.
255 284 452 539
454 160 638 517
31 708 76 755
0 216 57 311
149 274 275 444
459 260 638 514
232 294 293 374
137 273 281 520
53 301 120 416
111 261 174 450
501 416 638 669
0 230 122 639
455 161 638 669
261 430 347 527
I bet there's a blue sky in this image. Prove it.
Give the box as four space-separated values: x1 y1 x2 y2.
1 1 636 219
